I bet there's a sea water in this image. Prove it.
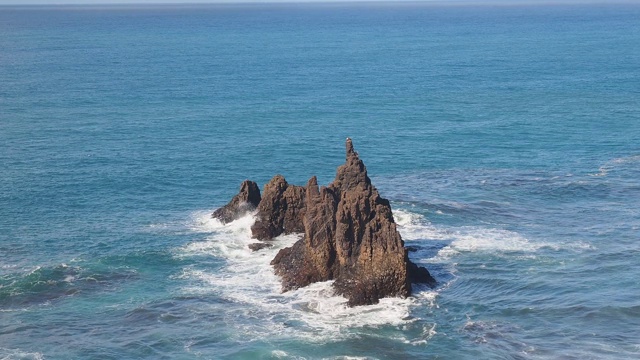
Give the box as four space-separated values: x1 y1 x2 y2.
1 2 639 359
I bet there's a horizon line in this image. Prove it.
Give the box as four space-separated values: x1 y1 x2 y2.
2 0 640 7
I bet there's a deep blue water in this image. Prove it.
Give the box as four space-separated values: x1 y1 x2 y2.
1 2 640 359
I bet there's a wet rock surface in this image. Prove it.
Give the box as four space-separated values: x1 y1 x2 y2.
212 180 261 224
248 242 273 252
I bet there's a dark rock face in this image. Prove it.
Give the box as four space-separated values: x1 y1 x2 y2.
251 175 307 241
271 138 435 306
212 180 261 224
212 139 435 306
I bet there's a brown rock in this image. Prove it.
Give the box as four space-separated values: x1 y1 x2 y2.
251 175 307 240
248 242 273 251
212 180 261 224
212 139 435 306
271 138 435 306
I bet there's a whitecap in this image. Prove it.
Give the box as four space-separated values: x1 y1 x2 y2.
393 209 451 241
0 348 44 360
438 227 537 257
591 154 640 176
394 209 541 261
271 350 288 358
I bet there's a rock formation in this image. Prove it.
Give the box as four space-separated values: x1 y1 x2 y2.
212 180 261 224
213 139 435 306
251 175 307 240
271 138 435 305
248 242 273 252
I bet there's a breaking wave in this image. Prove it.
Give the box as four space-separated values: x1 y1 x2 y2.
174 205 593 345
175 210 438 343
591 154 640 177
393 208 591 261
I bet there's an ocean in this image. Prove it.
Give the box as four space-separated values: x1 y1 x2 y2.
1 2 639 359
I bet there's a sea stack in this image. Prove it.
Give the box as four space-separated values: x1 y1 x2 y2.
213 139 435 306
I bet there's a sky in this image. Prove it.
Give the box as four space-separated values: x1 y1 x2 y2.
0 0 456 4
0 0 636 5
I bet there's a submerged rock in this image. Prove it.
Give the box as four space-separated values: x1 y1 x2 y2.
248 242 273 252
212 139 435 306
212 180 261 224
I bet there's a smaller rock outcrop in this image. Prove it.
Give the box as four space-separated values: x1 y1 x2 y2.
212 180 261 224
251 175 307 240
248 242 273 252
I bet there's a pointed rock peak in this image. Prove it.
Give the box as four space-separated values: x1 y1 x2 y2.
334 138 370 191
306 176 320 197
345 137 362 162
307 176 318 187
264 174 288 192
268 174 287 185
240 180 261 199
346 137 356 159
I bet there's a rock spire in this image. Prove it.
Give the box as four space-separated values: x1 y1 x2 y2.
213 139 435 306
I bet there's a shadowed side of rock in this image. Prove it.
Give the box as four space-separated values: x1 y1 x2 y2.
211 180 261 224
251 175 307 241
271 176 339 290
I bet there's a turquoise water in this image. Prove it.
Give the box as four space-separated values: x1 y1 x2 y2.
1 2 639 359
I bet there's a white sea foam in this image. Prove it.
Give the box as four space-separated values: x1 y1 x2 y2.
0 348 44 360
187 209 246 233
591 154 640 177
179 211 263 260
394 208 572 261
394 209 541 261
437 228 537 258
176 210 437 343
177 206 583 343
271 350 288 358
393 209 451 241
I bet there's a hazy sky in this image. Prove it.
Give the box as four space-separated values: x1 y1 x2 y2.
1 0 453 3
0 0 635 5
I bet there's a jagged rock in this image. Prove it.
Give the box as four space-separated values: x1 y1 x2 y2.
248 242 273 251
251 175 306 240
212 139 435 306
212 180 261 224
407 261 435 284
271 138 435 306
